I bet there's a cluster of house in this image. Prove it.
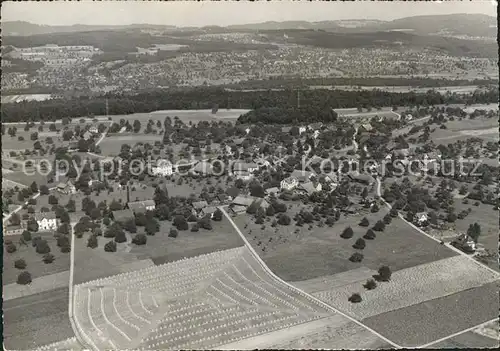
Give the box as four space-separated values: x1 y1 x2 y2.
111 199 156 224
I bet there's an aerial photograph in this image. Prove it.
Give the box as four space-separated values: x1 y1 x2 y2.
1 0 498 350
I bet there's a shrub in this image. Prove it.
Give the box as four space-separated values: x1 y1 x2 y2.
340 227 354 239
348 293 362 303
17 271 32 285
390 208 398 217
169 228 178 238
60 244 71 253
363 279 377 290
43 253 55 264
104 240 117 252
14 259 27 269
359 217 369 227
57 235 69 248
349 252 364 262
35 240 51 254
114 230 127 243
352 238 366 250
277 214 291 225
377 265 392 281
6 243 17 253
372 220 385 231
22 230 32 241
132 234 147 245
363 229 376 240
191 224 199 232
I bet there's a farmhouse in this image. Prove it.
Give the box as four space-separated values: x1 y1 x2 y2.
290 170 315 183
281 126 292 134
192 200 209 215
297 181 322 195
233 162 259 174
265 187 280 196
348 172 375 186
281 177 299 191
112 209 135 224
232 195 255 208
35 212 58 231
56 180 76 194
191 161 214 175
359 123 373 133
83 131 92 140
151 159 173 176
200 206 217 219
127 200 156 214
89 125 99 134
414 212 429 226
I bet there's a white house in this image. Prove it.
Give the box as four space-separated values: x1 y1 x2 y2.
298 181 322 195
89 126 99 134
127 200 156 214
414 212 428 226
151 160 173 176
35 212 58 231
280 177 299 191
298 126 307 135
233 162 259 174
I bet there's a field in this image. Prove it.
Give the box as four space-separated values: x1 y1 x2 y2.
3 231 70 285
432 331 499 349
3 287 75 350
310 255 499 320
98 134 163 156
73 246 340 350
234 206 456 282
362 280 499 347
72 203 242 284
1 94 53 104
430 116 498 144
335 107 398 120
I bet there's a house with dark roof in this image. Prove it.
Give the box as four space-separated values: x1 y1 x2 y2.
290 170 315 183
127 200 155 214
56 180 76 194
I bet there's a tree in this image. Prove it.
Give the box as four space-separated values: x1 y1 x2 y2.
30 132 39 141
372 220 385 231
191 223 199 232
43 253 55 264
6 243 17 253
169 228 178 238
115 229 127 243
348 293 362 303
349 252 364 262
123 219 137 233
17 271 32 285
9 213 21 226
57 235 70 248
446 212 457 223
145 219 159 235
265 205 276 216
340 226 354 239
132 234 147 245
14 259 27 269
35 239 51 254
30 181 38 193
109 199 122 211
133 120 141 133
353 238 366 250
173 215 189 230
389 208 398 218
467 223 481 243
277 214 291 225
212 208 223 221
370 203 380 213
104 240 117 252
48 195 58 205
40 185 49 195
198 216 213 230
87 235 98 249
363 229 376 240
359 217 369 227
65 199 76 213
22 230 32 241
363 279 377 290
377 266 392 281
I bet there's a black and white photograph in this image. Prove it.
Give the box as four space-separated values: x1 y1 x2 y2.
1 0 498 350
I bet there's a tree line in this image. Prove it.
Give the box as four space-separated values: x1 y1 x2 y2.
1 86 497 123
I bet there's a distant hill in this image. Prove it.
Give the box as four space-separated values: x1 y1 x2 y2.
368 14 497 38
3 13 496 37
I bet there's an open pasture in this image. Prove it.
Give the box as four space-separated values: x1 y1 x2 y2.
131 214 245 265
235 208 455 282
362 280 499 347
73 246 336 350
432 331 499 349
3 287 75 350
98 134 163 156
431 116 498 144
3 231 70 285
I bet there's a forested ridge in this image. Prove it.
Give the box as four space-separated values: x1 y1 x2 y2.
1 87 497 123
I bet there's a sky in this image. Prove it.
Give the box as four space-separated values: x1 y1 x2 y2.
2 0 497 27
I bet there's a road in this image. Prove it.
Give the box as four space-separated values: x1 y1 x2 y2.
375 178 499 278
219 206 403 349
